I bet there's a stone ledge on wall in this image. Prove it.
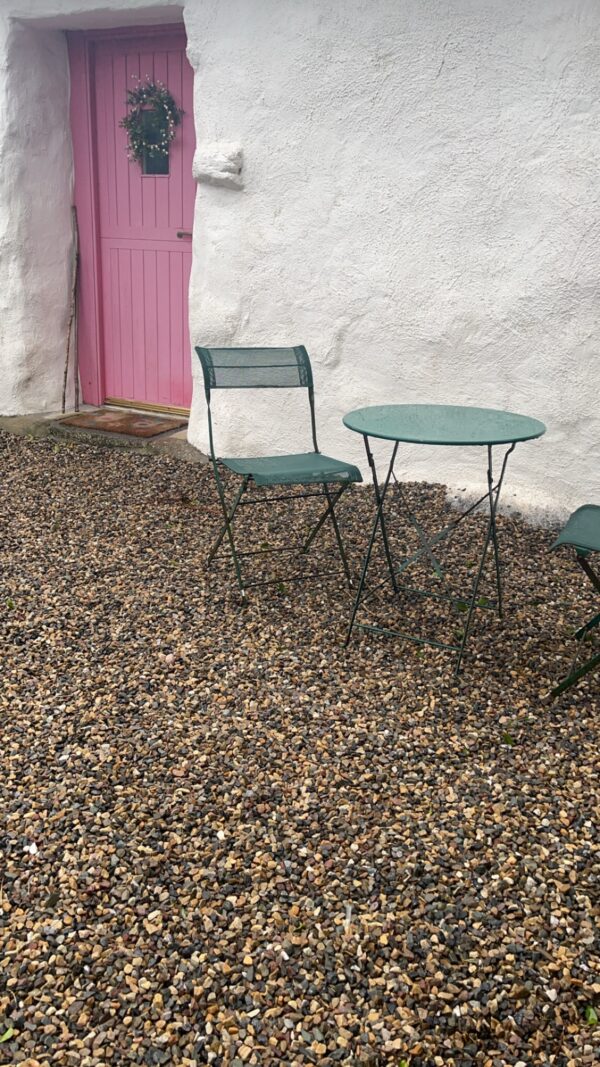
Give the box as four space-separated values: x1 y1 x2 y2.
192 141 243 189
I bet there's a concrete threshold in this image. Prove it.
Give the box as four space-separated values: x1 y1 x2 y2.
0 406 208 466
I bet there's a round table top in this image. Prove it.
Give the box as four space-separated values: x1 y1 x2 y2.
343 404 546 446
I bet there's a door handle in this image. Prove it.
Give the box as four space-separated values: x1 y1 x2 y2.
176 230 193 239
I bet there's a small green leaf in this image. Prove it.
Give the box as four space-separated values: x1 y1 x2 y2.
477 596 489 608
456 601 468 614
501 731 516 746
6 598 15 609
584 1005 598 1026
0 1028 15 1043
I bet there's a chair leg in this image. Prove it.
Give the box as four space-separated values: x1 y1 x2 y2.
206 476 249 565
550 649 600 699
549 552 600 697
323 484 353 586
578 555 600 594
300 485 351 583
574 610 600 641
210 465 247 596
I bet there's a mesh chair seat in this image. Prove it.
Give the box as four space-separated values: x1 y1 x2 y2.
552 504 600 555
222 452 363 487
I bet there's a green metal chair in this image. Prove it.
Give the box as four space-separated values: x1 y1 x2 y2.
550 504 600 698
195 345 362 595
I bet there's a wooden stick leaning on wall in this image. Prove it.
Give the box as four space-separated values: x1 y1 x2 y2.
62 206 80 414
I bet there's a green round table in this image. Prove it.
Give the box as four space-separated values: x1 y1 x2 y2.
342 403 546 673
343 404 546 447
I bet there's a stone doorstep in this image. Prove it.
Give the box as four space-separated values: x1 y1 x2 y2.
0 407 208 466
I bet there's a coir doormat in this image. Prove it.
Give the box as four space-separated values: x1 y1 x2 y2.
60 409 188 438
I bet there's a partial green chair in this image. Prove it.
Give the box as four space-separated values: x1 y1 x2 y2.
550 504 600 698
195 345 362 595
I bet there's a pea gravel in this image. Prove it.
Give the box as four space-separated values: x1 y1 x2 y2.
0 431 598 1067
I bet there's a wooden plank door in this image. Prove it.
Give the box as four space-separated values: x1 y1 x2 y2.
89 30 195 412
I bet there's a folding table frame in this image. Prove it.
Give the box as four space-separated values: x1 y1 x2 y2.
343 404 546 674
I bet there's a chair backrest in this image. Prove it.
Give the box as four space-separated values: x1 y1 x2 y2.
195 345 319 459
196 346 313 397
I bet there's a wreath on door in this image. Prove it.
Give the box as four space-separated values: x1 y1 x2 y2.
120 78 184 164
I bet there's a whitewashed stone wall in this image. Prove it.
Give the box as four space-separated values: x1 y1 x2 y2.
0 0 598 517
0 18 72 413
185 0 600 517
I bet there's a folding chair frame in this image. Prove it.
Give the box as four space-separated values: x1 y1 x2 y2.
197 346 357 596
550 551 600 699
207 467 354 595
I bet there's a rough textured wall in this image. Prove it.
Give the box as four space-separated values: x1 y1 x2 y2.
0 0 597 514
19 0 182 31
186 0 600 515
0 19 73 413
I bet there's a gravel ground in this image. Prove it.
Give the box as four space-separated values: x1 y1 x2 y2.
0 431 598 1067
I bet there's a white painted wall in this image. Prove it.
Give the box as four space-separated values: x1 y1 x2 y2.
0 17 73 413
186 0 600 516
16 0 181 31
0 0 598 516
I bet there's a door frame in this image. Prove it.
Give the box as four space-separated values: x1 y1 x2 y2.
67 24 191 411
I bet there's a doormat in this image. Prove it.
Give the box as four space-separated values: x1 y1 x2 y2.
60 409 188 438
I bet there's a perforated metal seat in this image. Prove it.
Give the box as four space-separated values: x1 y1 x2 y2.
552 504 600 555
222 452 362 487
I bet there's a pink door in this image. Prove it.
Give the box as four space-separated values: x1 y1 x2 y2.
69 28 195 412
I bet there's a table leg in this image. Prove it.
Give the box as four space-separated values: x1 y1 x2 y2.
393 476 445 580
454 442 515 674
345 437 398 646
